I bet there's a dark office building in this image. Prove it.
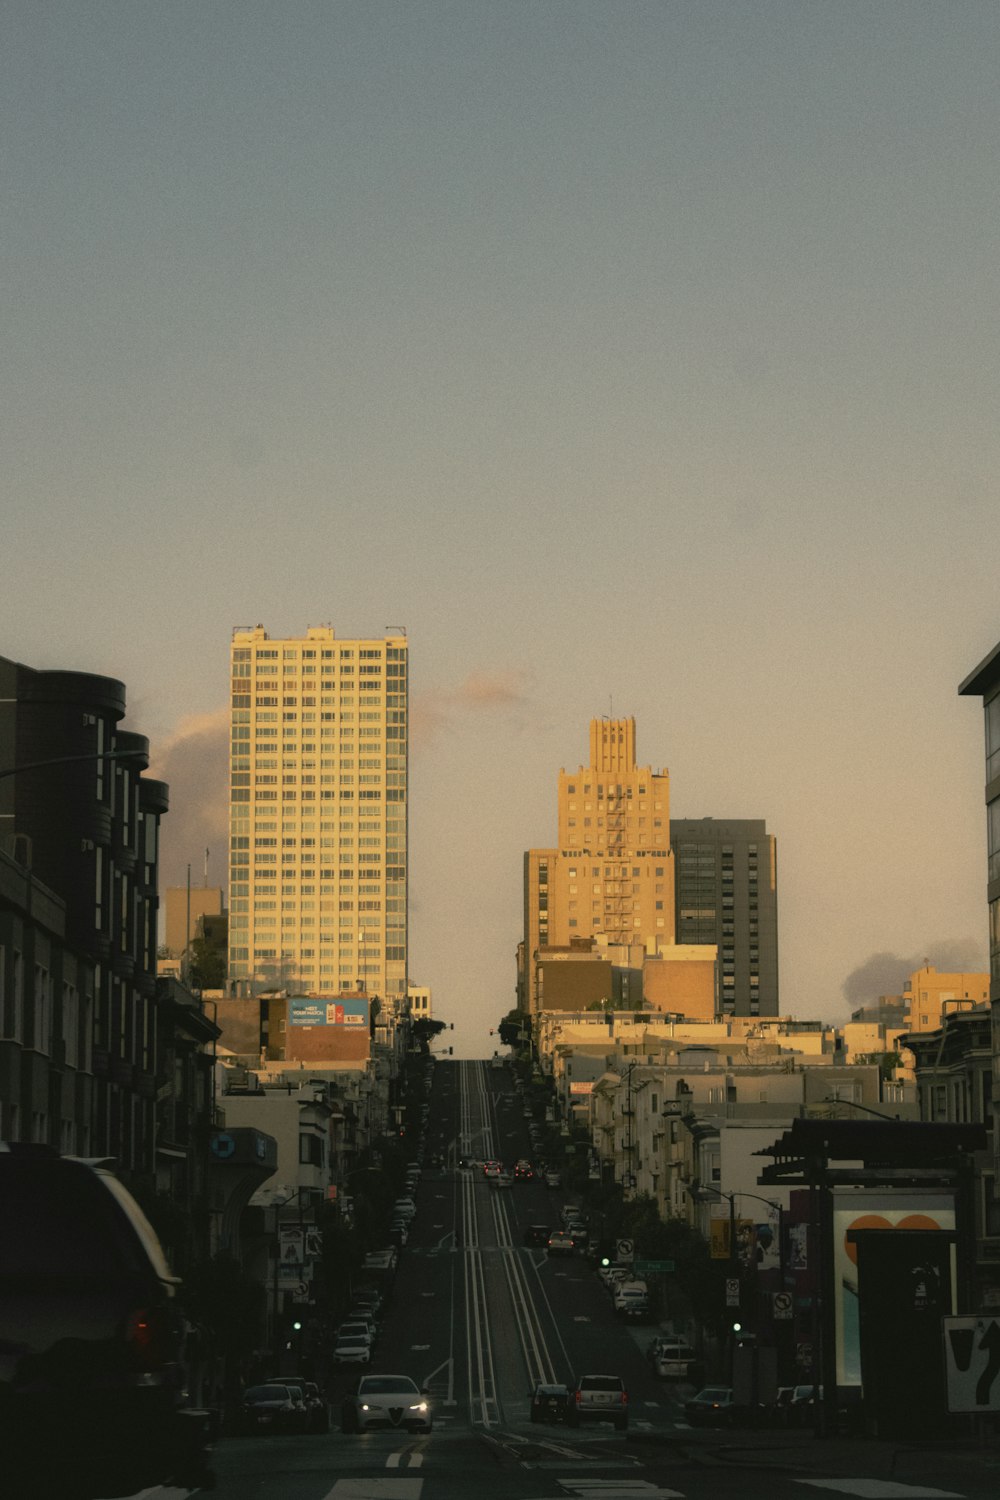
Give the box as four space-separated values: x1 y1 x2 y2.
670 818 778 1016
0 654 168 1193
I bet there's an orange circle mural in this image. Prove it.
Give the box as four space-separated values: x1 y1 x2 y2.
842 1211 944 1264
843 1214 890 1265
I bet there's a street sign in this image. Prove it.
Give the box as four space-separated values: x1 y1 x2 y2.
278 1261 312 1290
772 1291 793 1321
943 1316 1000 1413
290 1281 310 1304
616 1238 635 1263
726 1277 740 1307
278 1228 304 1265
633 1259 675 1275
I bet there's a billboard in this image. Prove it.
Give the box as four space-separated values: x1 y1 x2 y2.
288 997 369 1028
832 1189 955 1387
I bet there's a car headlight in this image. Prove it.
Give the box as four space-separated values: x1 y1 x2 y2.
360 1403 370 1411
408 1402 428 1412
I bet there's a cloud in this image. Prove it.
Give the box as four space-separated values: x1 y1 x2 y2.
148 706 229 891
841 938 988 1008
411 669 530 747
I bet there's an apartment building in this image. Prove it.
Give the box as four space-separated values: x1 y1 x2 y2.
228 624 408 1003
670 818 778 1017
958 638 1000 1214
0 652 168 1190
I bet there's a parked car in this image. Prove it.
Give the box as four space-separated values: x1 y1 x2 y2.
337 1320 375 1350
392 1198 417 1219
341 1374 433 1433
514 1160 535 1181
547 1230 576 1257
528 1382 570 1424
523 1223 550 1247
684 1386 735 1427
332 1335 372 1365
569 1374 628 1431
768 1385 797 1427
613 1279 650 1321
0 1145 213 1498
649 1338 696 1379
363 1248 398 1273
788 1383 823 1426
544 1170 562 1189
264 1377 329 1433
242 1383 304 1435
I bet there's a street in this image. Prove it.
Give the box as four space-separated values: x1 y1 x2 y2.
115 1060 1000 1500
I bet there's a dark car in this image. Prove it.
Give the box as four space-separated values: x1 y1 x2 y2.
523 1223 550 1247
528 1382 570 1424
547 1230 576 1257
242 1383 303 1435
684 1386 735 1427
0 1145 213 1499
514 1160 535 1181
265 1376 330 1433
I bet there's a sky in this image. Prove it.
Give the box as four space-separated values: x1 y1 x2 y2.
3 3 999 1057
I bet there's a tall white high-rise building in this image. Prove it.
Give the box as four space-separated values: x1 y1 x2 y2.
227 624 408 1000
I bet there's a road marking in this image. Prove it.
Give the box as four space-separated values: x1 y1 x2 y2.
557 1481 685 1497
411 1342 431 1349
797 1484 965 1499
320 1479 423 1498
573 1316 591 1322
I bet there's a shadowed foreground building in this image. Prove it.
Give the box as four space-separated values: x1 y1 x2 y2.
0 653 168 1192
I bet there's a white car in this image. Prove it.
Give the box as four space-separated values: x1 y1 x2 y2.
341 1374 433 1433
393 1198 417 1219
337 1321 375 1350
333 1336 371 1365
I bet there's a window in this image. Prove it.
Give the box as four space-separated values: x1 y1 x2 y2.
988 692 1000 784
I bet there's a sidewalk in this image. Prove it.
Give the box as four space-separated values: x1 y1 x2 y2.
669 1422 1000 1487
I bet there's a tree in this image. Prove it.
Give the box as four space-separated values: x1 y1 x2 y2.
497 1008 528 1049
188 935 227 989
411 1017 446 1050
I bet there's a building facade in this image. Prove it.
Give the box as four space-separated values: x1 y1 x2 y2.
522 719 675 1006
0 653 169 1190
521 722 773 1020
670 818 778 1017
228 624 408 1002
958 637 1000 1234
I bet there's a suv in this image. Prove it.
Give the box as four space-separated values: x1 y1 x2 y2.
613 1279 650 1321
570 1374 628 1431
0 1145 213 1498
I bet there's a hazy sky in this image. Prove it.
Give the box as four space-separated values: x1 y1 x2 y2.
4 4 999 1056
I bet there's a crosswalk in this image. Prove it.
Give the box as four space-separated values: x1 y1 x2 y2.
796 1483 964 1499
550 1481 969 1500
